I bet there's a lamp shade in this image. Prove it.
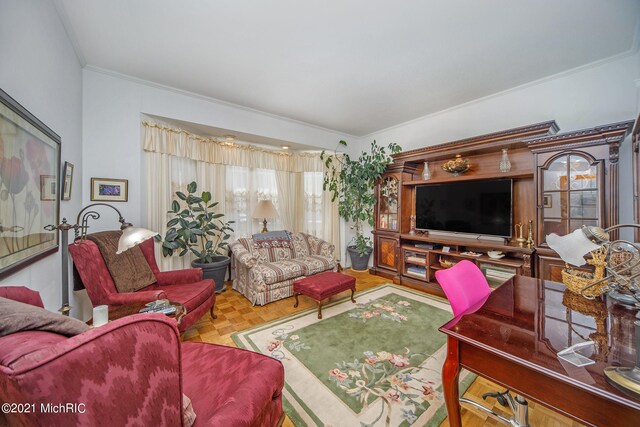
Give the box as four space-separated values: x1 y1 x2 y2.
252 200 278 219
116 226 157 254
546 228 601 266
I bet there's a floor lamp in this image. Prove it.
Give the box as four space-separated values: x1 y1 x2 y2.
45 203 156 316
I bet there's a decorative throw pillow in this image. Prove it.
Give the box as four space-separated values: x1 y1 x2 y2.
182 394 197 427
252 231 295 262
0 297 90 337
252 230 292 244
86 231 156 293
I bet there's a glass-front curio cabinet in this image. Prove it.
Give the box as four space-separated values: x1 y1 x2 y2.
539 153 603 243
378 176 399 231
530 121 633 281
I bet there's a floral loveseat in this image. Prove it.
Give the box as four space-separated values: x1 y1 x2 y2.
230 232 337 305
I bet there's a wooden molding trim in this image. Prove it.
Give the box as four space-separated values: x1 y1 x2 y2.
526 120 634 153
392 120 559 161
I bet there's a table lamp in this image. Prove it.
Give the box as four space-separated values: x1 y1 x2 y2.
546 223 640 399
46 203 157 316
252 200 278 233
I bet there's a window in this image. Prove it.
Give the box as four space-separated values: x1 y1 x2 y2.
303 172 324 236
225 166 281 237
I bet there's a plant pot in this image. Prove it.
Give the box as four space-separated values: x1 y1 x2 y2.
191 256 231 293
347 246 373 271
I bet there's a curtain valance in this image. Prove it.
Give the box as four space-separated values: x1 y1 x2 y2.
143 120 328 172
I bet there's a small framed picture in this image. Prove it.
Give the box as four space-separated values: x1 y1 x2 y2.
542 193 552 208
442 246 451 253
91 177 128 202
40 175 57 201
62 161 74 201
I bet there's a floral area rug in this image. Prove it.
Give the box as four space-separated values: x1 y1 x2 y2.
232 284 475 427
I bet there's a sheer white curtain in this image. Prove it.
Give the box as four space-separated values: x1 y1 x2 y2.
225 166 282 238
143 120 341 267
147 154 226 270
302 172 324 236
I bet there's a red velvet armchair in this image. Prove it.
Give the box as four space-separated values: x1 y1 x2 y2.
0 287 285 427
69 238 215 331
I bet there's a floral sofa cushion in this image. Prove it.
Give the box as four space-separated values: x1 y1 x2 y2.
231 232 337 305
253 260 305 285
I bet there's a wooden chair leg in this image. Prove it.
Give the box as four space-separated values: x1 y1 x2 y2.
294 293 300 308
317 301 323 319
350 288 356 303
210 305 217 320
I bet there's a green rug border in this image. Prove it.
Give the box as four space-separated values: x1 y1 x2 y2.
231 283 476 427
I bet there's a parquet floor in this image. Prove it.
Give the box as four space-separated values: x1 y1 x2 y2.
183 270 581 427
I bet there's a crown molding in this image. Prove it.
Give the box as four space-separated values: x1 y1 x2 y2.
83 65 356 140
361 49 640 139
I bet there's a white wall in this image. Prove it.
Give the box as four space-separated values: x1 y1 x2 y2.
84 52 640 270
82 68 352 257
363 53 639 149
347 52 640 258
0 0 86 316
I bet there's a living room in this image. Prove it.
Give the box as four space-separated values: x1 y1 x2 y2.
1 1 640 426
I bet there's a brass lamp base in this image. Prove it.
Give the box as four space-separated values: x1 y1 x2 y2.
261 218 268 233
604 366 640 400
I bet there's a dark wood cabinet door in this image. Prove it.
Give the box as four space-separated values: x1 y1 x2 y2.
537 254 566 283
376 235 398 272
537 253 592 282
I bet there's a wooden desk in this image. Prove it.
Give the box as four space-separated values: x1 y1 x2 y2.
439 276 640 426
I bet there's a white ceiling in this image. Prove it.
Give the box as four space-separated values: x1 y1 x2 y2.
57 0 639 136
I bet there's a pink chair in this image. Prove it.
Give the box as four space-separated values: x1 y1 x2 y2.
435 260 491 317
436 260 530 426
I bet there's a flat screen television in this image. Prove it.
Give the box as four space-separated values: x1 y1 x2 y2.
415 179 513 237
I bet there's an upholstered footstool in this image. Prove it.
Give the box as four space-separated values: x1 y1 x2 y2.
293 271 356 319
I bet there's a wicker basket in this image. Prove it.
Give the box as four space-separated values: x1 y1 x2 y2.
439 257 457 268
561 248 608 298
608 247 640 279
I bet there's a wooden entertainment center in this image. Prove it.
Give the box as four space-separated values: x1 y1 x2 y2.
371 120 635 296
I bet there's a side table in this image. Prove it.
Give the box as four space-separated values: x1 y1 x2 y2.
87 301 186 327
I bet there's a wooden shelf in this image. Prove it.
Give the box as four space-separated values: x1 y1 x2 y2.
477 256 525 268
400 234 534 254
403 170 533 186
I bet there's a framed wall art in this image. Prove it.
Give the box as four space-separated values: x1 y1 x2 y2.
40 175 57 201
61 161 74 201
91 177 128 202
0 88 61 279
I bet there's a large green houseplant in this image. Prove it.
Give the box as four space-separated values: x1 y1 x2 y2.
321 140 401 270
159 181 234 293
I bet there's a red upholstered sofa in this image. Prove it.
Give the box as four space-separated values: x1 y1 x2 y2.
69 238 215 331
0 286 285 427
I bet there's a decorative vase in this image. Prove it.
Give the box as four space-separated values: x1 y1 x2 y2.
500 148 511 172
422 162 431 180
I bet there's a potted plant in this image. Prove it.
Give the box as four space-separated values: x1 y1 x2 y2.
159 181 234 293
321 140 401 270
